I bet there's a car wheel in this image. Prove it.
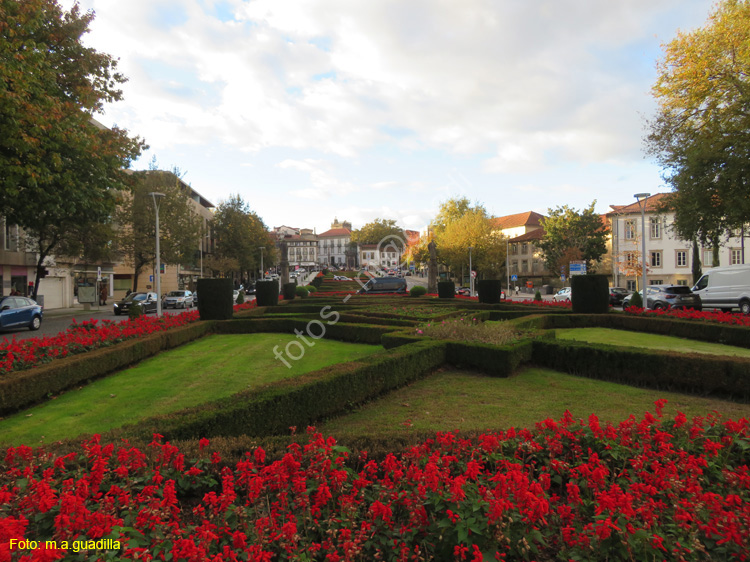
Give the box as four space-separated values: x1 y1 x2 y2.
740 299 750 315
114 311 121 316
653 303 664 310
29 316 41 331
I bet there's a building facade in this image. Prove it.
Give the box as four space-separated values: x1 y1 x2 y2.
607 193 748 291
490 211 552 286
318 218 354 268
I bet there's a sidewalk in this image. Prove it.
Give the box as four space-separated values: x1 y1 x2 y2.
43 303 111 319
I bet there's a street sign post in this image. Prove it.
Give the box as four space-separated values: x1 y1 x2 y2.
511 274 518 282
569 261 586 276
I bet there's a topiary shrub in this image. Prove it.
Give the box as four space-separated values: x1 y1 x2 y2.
305 285 317 294
437 281 455 299
478 279 503 304
628 290 643 308
410 285 427 298
570 274 609 314
282 282 297 300
128 303 143 320
197 278 234 320
534 290 542 302
236 290 245 304
256 280 280 306
295 285 309 298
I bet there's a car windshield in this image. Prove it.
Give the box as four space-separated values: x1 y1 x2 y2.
611 288 628 294
127 293 147 302
167 291 186 297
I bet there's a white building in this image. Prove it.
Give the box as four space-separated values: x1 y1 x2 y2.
318 218 354 268
607 193 748 291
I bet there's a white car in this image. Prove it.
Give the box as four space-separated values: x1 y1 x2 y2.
163 290 194 309
333 275 349 281
553 287 572 302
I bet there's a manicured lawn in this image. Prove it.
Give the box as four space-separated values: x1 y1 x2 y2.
320 367 750 435
0 334 379 445
555 327 750 357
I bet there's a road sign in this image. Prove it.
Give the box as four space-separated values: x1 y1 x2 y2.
471 270 477 278
561 274 566 281
511 274 518 281
569 261 586 276
149 275 154 282
97 266 102 281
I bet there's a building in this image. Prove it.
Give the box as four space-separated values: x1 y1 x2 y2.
607 193 748 291
285 229 319 270
490 211 552 284
318 218 354 268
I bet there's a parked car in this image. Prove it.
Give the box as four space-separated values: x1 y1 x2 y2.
691 264 750 313
333 275 349 281
622 285 702 311
553 287 572 302
609 287 630 306
0 296 43 331
357 277 408 294
113 292 158 315
456 286 471 296
245 282 256 295
163 290 194 309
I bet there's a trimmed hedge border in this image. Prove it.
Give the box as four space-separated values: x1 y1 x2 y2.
0 321 214 416
214 318 392 344
109 340 448 441
446 340 534 377
532 339 750 400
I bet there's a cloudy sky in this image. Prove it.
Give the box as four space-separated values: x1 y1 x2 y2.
61 0 712 233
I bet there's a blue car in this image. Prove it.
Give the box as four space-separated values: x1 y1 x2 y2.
0 295 43 331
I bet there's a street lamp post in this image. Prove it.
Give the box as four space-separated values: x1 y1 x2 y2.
200 231 210 278
259 246 265 279
468 246 474 297
634 193 650 309
148 192 165 317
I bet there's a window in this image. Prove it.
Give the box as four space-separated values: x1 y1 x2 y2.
511 244 518 255
676 250 687 267
676 279 688 286
624 220 636 240
650 217 661 239
651 279 663 285
703 249 713 267
625 252 636 267
521 243 528 255
731 249 743 265
626 280 636 292
650 250 662 268
521 260 528 273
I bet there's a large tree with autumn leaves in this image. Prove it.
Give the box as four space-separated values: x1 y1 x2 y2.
646 0 750 248
0 0 144 298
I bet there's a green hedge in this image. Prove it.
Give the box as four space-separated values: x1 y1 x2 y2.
197 278 233 320
446 340 534 377
532 339 750 400
478 280 503 304
111 340 447 441
282 282 297 300
256 280 279 306
215 318 393 344
437 281 455 299
0 322 214 416
571 275 609 314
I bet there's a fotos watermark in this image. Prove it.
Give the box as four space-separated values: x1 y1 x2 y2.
273 232 411 368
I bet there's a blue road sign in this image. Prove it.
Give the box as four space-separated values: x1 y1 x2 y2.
511 274 518 281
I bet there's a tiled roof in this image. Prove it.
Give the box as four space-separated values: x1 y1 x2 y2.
489 211 545 230
509 229 545 243
318 227 351 237
607 193 673 215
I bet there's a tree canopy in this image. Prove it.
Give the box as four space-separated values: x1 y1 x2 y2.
646 0 750 245
537 202 608 276
0 0 144 297
351 219 406 249
210 194 275 278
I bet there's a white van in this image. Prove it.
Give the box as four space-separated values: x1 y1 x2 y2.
691 264 750 314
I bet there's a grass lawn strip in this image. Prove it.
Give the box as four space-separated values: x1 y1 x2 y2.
0 334 379 445
320 367 750 436
555 327 750 357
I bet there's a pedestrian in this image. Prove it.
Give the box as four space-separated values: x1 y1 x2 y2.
515 285 519 296
99 284 107 306
10 288 20 296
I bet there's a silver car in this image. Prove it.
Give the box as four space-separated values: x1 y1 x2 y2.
163 290 194 309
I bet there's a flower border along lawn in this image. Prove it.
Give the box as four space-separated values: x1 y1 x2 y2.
555 327 750 357
0 334 380 445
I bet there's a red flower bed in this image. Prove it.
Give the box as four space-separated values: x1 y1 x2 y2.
0 302 257 376
624 306 750 326
1 403 748 561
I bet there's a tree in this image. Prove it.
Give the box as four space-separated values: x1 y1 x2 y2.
537 202 609 276
646 0 750 244
211 194 275 279
436 208 507 278
115 171 200 292
351 219 406 249
0 0 144 299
